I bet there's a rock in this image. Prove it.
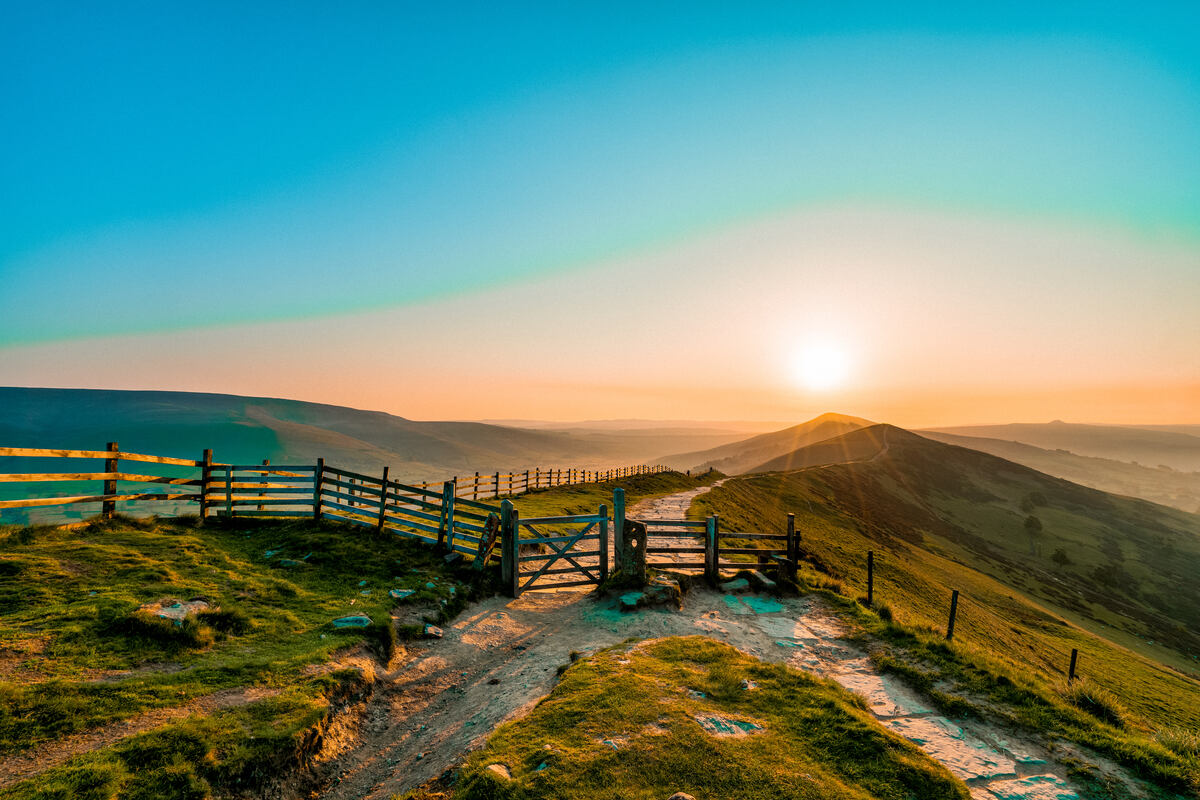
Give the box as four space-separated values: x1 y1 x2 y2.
667 794 697 800
484 763 511 781
423 624 444 639
331 614 372 629
277 559 305 568
719 577 750 593
749 570 777 591
444 552 463 565
138 598 210 624
741 679 758 691
694 714 764 737
619 591 644 611
389 588 416 601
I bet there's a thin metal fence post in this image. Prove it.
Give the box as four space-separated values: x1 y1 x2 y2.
1068 648 1079 682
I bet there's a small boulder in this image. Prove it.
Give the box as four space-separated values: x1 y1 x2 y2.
719 577 750 593
619 591 644 611
423 624 444 639
668 794 697 800
749 571 776 591
389 588 416 601
484 763 511 781
139 598 210 624
331 614 372 629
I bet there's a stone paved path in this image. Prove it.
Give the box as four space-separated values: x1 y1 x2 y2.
319 483 1132 800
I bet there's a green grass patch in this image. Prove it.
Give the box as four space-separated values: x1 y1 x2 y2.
442 636 968 800
695 473 1200 794
0 513 487 782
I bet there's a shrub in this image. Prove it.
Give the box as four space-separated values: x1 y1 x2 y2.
1155 726 1200 758
197 606 251 636
1061 679 1129 728
875 602 894 622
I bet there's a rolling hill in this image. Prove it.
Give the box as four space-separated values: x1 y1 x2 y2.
922 421 1200 472
921 430 1200 514
657 412 873 474
0 387 741 483
734 424 1200 671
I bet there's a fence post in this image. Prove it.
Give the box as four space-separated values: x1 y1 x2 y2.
313 458 324 520
599 503 609 582
785 513 797 579
442 481 456 550
257 459 269 512
866 551 874 606
377 466 390 531
473 471 479 500
1068 648 1079 682
224 463 233 518
946 590 959 640
494 471 500 499
612 487 626 572
500 501 520 597
713 514 722 578
524 469 530 493
705 515 718 585
102 441 118 519
199 449 213 520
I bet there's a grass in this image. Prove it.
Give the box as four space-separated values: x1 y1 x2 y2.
0 513 486 798
429 636 969 800
693 472 1200 795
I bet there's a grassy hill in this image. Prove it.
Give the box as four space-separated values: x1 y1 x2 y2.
922 430 1200 514
0 388 743 484
922 420 1200 472
742 425 1200 666
688 427 1200 794
658 412 872 474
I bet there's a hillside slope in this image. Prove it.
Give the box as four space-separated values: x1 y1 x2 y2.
0 388 729 482
922 420 1200 472
729 425 1200 676
922 430 1200 514
658 412 872 474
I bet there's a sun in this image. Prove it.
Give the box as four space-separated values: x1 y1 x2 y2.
793 341 852 392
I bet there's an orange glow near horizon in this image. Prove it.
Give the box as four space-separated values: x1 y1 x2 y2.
2 207 1198 429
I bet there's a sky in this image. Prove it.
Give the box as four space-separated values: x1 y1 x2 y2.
2 2 1199 426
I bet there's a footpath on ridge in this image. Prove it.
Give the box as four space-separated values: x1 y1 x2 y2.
316 482 1111 800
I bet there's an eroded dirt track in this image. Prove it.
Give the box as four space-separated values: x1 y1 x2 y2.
315 482 1108 800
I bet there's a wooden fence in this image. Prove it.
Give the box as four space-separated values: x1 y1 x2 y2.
0 444 666 523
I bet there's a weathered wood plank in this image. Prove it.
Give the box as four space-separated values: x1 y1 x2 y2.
0 492 198 509
0 472 118 482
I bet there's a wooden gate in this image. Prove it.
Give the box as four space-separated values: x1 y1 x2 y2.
638 518 710 572
503 505 609 596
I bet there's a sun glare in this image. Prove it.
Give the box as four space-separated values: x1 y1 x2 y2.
794 341 851 392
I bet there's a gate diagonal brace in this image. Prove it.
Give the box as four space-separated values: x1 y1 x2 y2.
520 527 599 589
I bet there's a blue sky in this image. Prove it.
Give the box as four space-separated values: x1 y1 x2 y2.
2 3 1199 423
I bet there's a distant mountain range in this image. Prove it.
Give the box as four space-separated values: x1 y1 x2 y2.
920 431 1200 514
0 388 744 482
921 421 1200 472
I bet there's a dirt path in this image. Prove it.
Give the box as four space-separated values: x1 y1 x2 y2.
315 483 1109 800
0 686 280 790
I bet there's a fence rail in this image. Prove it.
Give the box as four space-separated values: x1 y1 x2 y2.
0 443 667 520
